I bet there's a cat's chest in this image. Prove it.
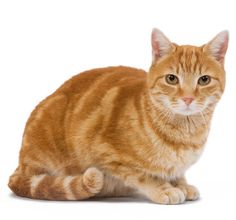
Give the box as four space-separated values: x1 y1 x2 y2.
149 145 203 180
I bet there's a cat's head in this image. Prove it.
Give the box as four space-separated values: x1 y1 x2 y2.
148 28 229 116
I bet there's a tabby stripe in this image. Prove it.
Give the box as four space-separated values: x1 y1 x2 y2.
30 174 46 196
70 176 92 199
73 73 111 116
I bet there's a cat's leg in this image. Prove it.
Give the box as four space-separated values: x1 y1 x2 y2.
8 166 104 200
101 165 185 204
172 177 200 201
96 173 137 198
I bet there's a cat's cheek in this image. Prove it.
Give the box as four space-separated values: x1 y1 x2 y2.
149 94 171 110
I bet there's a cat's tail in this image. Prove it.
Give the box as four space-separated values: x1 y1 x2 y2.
8 167 104 200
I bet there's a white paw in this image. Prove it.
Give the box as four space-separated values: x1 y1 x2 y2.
150 187 185 205
177 184 199 201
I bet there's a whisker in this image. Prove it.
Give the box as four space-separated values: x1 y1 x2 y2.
200 112 208 128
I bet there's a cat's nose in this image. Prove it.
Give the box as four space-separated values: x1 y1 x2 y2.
182 97 194 106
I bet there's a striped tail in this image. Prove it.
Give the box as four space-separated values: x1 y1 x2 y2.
8 167 104 200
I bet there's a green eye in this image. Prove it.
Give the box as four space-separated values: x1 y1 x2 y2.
198 75 211 86
165 74 179 85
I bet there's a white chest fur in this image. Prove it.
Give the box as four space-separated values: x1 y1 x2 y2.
150 145 204 181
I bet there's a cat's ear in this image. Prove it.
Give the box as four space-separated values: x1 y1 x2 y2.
151 28 174 63
204 31 229 64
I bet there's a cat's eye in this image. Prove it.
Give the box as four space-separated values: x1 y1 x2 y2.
165 74 179 85
198 75 211 86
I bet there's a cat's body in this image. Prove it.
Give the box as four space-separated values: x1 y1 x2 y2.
9 29 228 204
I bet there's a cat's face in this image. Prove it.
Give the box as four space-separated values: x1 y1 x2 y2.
148 29 228 116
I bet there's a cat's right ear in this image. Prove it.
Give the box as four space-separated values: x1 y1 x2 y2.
151 28 174 63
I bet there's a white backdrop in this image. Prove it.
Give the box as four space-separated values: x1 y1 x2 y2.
0 0 235 219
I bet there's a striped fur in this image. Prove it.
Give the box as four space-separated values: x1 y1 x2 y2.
8 29 228 204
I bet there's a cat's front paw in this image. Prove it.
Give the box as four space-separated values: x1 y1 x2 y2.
176 184 199 201
150 187 185 205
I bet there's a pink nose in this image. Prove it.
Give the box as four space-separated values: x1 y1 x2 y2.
182 97 194 105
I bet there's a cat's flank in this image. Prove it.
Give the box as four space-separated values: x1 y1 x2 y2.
9 28 228 204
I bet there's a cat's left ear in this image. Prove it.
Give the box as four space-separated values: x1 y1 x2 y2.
204 31 229 64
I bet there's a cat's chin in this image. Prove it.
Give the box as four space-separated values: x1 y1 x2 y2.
172 109 202 116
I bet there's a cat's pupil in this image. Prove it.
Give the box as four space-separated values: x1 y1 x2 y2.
201 76 208 82
169 75 175 81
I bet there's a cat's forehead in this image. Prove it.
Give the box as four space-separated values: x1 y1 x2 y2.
174 45 204 60
171 45 206 74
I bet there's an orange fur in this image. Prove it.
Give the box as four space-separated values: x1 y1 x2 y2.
8 29 228 204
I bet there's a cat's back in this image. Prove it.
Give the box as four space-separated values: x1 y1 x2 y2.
58 66 147 97
25 66 147 139
28 66 147 122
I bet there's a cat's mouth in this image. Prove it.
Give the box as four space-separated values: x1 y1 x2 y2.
164 99 206 116
151 95 207 116
171 103 204 116
173 107 201 116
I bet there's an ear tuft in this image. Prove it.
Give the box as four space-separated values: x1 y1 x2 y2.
151 28 173 63
204 30 229 64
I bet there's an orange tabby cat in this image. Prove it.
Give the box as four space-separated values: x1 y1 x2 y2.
9 28 228 204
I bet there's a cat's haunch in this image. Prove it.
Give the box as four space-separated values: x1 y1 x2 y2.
9 28 228 204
